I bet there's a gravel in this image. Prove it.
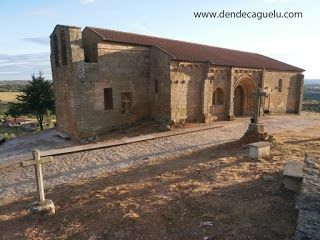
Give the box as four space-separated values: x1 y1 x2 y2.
1 112 320 201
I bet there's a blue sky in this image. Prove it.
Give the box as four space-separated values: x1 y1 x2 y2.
0 0 319 80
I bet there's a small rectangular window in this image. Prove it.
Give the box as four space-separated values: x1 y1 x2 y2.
104 88 113 110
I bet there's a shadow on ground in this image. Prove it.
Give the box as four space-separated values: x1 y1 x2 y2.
0 140 298 240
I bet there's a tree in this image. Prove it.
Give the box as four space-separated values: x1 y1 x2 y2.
6 102 22 136
15 72 55 130
6 102 21 121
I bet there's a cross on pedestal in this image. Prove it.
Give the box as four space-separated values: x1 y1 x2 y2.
252 88 267 125
21 149 55 214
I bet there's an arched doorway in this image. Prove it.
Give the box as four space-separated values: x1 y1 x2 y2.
233 76 257 116
234 86 244 116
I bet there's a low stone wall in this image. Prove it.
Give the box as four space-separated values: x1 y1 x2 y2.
294 157 320 240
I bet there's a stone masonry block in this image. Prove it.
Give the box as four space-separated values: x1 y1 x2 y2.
248 141 270 160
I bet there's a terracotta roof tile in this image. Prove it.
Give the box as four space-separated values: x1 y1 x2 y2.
88 27 304 72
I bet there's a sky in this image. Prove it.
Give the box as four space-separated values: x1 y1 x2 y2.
0 0 319 80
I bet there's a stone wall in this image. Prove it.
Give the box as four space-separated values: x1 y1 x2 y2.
50 25 85 140
263 70 303 114
50 25 304 140
149 47 171 122
203 66 230 122
170 61 207 122
75 41 151 139
82 27 102 62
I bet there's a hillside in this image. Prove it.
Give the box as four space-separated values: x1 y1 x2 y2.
0 81 30 92
1 113 320 240
303 80 320 112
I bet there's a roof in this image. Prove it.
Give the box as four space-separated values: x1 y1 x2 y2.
87 27 304 72
50 24 81 37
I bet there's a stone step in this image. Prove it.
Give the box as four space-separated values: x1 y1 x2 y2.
283 161 304 178
56 131 71 140
283 161 304 192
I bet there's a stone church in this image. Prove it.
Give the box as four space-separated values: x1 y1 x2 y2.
50 24 304 140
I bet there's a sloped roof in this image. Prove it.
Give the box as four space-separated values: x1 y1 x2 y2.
87 27 304 72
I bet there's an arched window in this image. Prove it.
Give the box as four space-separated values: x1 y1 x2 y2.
60 30 68 65
53 34 59 67
212 88 224 105
278 79 282 92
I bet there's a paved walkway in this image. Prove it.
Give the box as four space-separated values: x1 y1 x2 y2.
1 112 320 201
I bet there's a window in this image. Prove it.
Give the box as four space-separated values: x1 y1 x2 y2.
278 79 283 92
212 88 224 105
53 34 59 67
121 92 132 114
104 88 113 110
60 30 68 65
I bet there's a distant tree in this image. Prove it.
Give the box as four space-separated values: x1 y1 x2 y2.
15 72 55 130
5 102 23 136
6 102 21 121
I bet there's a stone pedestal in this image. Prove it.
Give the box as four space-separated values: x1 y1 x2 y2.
227 114 235 121
30 199 55 215
248 141 270 160
241 123 268 143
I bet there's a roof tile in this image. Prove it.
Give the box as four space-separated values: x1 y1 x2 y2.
88 27 304 72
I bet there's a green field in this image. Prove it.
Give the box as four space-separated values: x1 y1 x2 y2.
0 92 21 102
0 92 37 138
0 92 22 118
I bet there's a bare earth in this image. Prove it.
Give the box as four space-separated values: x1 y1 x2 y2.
0 112 320 239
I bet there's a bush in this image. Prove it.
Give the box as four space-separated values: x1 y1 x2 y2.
3 132 16 140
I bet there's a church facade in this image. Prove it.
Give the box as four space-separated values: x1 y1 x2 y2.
50 25 304 140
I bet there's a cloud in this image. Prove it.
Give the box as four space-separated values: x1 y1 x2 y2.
0 71 20 74
31 8 55 16
0 53 51 80
80 0 95 5
23 37 49 46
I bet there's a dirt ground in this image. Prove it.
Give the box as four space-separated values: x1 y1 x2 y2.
1 123 320 240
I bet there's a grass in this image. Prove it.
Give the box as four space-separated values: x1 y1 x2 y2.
0 91 54 138
0 92 21 118
0 92 21 103
0 124 34 138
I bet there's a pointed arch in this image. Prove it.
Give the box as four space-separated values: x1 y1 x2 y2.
212 88 224 105
233 75 257 116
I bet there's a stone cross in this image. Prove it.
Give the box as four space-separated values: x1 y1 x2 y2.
122 96 131 114
21 149 55 214
252 88 267 125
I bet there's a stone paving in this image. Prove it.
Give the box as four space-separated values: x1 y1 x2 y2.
295 156 320 240
1 112 320 201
